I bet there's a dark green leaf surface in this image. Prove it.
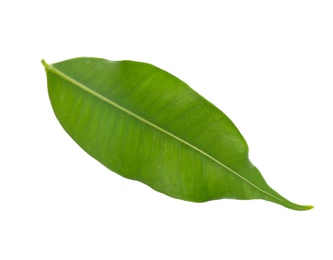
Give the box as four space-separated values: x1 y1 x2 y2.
42 57 312 210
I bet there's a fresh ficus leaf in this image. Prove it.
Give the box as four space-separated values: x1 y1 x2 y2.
42 57 312 210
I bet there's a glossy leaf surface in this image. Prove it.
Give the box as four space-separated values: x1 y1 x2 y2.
42 57 312 210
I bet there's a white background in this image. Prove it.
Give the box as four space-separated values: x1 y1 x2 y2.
1 1 332 259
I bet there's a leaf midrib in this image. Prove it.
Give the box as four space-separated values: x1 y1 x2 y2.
42 59 292 207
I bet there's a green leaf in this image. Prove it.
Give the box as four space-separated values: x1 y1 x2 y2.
42 57 312 210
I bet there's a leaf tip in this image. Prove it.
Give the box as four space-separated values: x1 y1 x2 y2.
306 205 314 210
295 204 314 211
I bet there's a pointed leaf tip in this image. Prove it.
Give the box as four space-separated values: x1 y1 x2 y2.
293 204 314 211
306 205 314 210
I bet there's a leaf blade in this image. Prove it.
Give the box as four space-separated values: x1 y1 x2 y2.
42 58 312 210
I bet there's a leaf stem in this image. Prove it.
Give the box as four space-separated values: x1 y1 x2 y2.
41 59 49 69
